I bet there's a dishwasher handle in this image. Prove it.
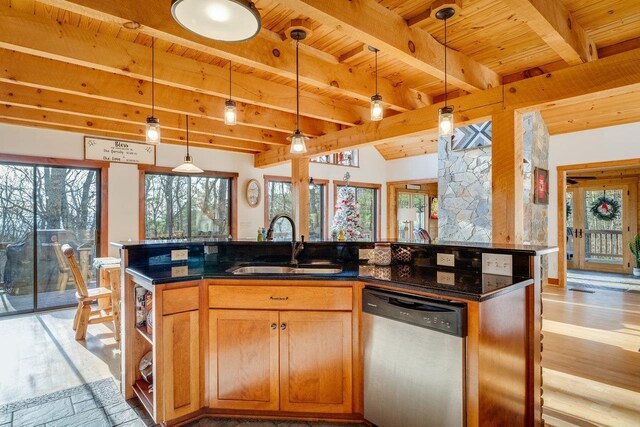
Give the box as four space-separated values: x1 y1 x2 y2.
363 287 467 337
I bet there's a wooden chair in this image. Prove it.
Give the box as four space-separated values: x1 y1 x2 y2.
53 242 75 291
62 244 120 342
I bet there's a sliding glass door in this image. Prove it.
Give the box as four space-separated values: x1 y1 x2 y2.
0 162 100 316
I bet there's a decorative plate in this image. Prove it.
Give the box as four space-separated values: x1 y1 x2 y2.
246 179 261 207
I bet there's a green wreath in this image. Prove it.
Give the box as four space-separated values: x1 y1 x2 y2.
589 195 621 221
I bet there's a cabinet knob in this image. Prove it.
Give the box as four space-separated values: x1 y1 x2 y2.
271 323 277 330
280 323 287 330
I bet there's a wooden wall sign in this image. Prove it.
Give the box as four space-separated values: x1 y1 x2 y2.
84 136 156 165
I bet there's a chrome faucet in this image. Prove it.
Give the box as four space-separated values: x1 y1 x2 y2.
266 214 305 265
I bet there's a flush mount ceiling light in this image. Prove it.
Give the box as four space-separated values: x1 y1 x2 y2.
436 7 455 139
288 29 308 154
224 61 237 126
368 46 383 121
173 115 204 174
145 37 160 145
171 0 261 42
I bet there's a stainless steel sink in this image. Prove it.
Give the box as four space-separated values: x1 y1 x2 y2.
230 265 342 275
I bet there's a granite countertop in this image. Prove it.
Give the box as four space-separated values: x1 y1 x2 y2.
126 262 532 302
113 238 558 256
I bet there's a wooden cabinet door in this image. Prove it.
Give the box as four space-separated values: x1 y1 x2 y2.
209 310 280 411
162 310 200 421
279 311 353 413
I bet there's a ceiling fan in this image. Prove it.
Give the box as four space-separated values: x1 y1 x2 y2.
566 176 598 185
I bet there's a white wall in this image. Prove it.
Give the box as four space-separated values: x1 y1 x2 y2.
385 153 438 182
0 123 391 255
548 122 640 277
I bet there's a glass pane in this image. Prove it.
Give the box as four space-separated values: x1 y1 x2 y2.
191 177 230 239
356 187 375 241
566 192 574 262
309 184 324 241
267 181 293 240
145 174 189 239
36 166 98 309
0 164 35 315
583 189 623 265
412 195 426 231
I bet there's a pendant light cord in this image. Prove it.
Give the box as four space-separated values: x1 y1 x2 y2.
375 49 378 96
444 18 448 107
185 114 190 156
229 60 232 101
151 37 155 117
296 39 300 132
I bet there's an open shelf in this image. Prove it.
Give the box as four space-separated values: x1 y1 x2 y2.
132 379 154 417
136 325 153 344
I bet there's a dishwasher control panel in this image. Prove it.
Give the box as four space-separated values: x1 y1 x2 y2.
363 288 467 337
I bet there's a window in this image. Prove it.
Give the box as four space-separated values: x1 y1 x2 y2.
0 155 106 316
311 150 359 167
142 169 236 239
264 176 327 241
334 181 381 241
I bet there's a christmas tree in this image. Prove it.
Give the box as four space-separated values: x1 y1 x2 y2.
332 172 364 240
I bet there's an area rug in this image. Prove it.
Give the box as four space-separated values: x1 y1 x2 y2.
0 377 153 427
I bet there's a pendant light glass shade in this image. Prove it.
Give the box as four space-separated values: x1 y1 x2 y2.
370 94 383 121
288 130 308 154
369 46 383 121
438 106 454 138
308 177 316 190
145 116 161 144
224 100 237 126
171 0 261 42
173 115 203 174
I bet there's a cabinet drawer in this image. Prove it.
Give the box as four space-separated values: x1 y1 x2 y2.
163 286 199 315
209 285 352 311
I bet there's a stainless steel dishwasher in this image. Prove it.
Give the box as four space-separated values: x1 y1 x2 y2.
363 287 467 427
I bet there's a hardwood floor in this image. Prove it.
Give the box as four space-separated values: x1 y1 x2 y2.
0 308 120 405
542 285 640 426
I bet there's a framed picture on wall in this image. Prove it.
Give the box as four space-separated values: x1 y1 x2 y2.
430 197 439 219
246 179 261 207
534 167 549 205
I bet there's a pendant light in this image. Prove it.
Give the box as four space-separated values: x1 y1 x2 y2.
173 115 204 174
308 177 316 190
368 46 383 121
171 0 261 42
288 29 308 154
436 8 455 139
145 37 161 144
224 61 237 126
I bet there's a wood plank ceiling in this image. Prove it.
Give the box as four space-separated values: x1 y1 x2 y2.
1 0 640 160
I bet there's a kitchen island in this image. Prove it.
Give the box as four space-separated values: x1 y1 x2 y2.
113 240 556 426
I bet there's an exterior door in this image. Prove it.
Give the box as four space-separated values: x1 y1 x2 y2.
209 309 280 411
279 311 352 413
567 181 637 273
397 192 428 241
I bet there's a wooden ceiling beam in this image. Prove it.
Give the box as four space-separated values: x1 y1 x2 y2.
35 0 422 112
255 47 640 167
0 5 366 126
0 49 338 137
0 105 269 153
0 83 289 146
277 0 501 93
504 0 597 65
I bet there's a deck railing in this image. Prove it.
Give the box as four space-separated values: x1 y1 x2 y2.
585 229 623 261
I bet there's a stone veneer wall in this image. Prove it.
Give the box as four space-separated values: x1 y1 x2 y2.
523 112 550 277
438 133 492 242
438 113 550 250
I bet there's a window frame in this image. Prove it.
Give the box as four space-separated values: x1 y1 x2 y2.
332 180 382 241
138 165 238 240
263 175 329 240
